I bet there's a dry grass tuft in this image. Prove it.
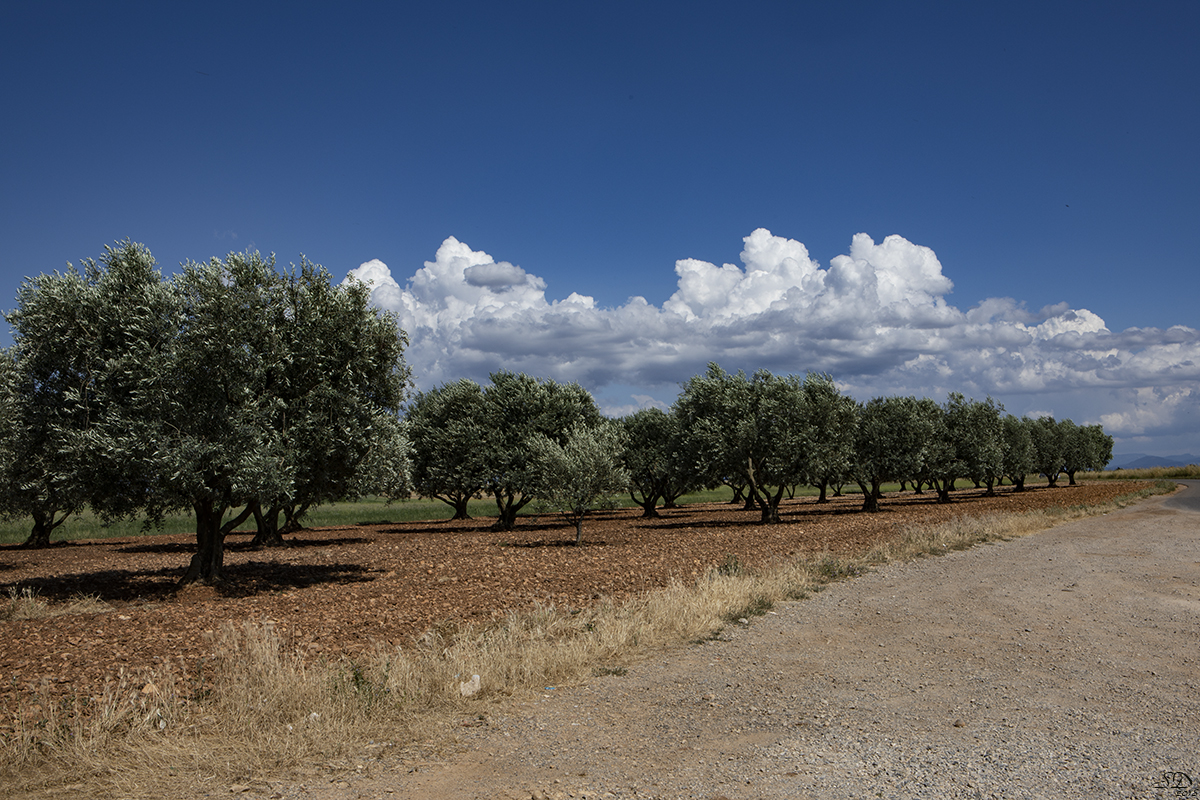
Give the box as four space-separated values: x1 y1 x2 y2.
1 587 114 621
0 480 1177 799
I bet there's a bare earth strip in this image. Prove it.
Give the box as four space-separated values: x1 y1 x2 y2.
281 487 1200 800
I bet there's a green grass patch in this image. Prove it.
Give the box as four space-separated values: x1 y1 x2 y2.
0 496 506 546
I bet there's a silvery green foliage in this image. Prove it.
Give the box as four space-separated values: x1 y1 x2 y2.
1000 414 1037 490
619 407 692 518
529 420 630 544
3 241 409 577
916 396 957 502
1060 421 1113 485
946 394 1005 494
252 261 410 543
851 395 934 512
1028 416 1113 488
921 393 1006 502
406 379 490 519
801 373 858 503
1 241 178 546
1029 415 1067 487
674 364 810 524
478 371 604 531
165 251 409 579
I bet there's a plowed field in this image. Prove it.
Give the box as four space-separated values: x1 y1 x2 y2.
0 481 1143 728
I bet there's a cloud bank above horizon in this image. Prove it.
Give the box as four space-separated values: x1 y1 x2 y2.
344 229 1200 448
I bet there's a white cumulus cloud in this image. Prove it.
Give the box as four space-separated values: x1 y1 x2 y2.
344 229 1200 455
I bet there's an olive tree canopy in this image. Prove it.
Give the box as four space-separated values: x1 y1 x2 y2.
1 241 178 547
478 372 604 531
406 379 490 520
619 407 692 518
674 364 809 524
2 242 409 583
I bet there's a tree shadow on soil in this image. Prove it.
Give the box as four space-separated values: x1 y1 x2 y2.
644 513 808 532
115 536 374 554
367 519 568 536
7 561 376 604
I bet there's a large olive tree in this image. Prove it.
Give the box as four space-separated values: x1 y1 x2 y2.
249 261 411 546
164 251 409 580
674 364 809 524
1000 415 1036 490
3 242 409 582
800 374 858 503
1 241 178 547
851 396 934 512
1029 416 1067 487
1061 422 1114 485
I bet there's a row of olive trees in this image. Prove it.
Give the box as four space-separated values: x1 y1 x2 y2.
408 364 1114 535
630 364 1113 518
0 241 410 583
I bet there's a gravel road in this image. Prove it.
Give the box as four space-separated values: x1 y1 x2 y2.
285 485 1200 800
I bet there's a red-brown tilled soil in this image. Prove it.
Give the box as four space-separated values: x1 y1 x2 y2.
0 481 1144 729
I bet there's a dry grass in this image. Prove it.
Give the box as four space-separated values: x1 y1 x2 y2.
1082 464 1200 480
0 480 1178 799
1 587 114 621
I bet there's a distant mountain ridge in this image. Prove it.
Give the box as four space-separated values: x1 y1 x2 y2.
1109 453 1200 470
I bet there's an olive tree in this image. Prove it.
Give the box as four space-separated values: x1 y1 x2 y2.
249 262 411 546
619 407 692 517
163 252 409 578
529 420 629 544
406 379 489 520
157 252 301 581
1000 414 1036 491
1 241 178 547
1029 416 1066 487
942 393 1005 498
479 372 604 531
1061 422 1113 485
674 364 809 524
800 374 857 503
4 242 409 580
916 397 959 504
851 396 933 512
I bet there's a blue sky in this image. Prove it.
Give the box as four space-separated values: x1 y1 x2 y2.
2 1 1198 457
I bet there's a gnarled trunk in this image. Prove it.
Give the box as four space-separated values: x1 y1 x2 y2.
432 492 473 520
181 500 227 585
858 480 880 513
628 487 660 518
19 509 66 549
250 501 287 548
760 485 785 524
491 490 531 532
181 500 255 585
